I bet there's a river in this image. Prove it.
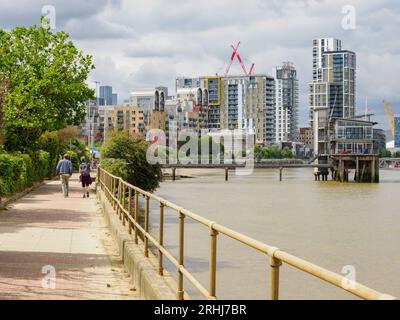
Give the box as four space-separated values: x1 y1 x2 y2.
148 168 400 299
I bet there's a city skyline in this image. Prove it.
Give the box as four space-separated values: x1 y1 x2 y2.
0 0 399 129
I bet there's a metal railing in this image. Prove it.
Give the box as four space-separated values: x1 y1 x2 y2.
97 167 397 300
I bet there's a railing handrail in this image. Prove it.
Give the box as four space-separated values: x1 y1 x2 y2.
97 167 397 300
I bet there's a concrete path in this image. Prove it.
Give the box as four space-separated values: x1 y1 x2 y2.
0 175 139 300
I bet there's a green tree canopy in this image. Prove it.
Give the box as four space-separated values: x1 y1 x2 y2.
281 146 294 159
101 131 162 192
0 23 94 151
378 148 392 158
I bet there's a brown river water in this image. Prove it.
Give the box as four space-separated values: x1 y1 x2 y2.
146 168 400 299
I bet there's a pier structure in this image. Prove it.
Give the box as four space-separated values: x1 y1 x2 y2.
162 162 332 182
313 106 379 183
330 154 379 183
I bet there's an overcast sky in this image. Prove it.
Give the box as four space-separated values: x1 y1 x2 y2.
0 0 399 128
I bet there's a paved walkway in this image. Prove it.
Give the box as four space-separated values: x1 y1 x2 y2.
0 175 139 300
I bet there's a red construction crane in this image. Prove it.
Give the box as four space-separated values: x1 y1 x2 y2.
225 42 241 76
224 41 255 76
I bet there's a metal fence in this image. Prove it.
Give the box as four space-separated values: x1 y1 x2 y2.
97 167 397 300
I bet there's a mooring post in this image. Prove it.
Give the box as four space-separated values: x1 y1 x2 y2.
372 156 376 183
279 167 283 182
355 157 360 182
172 168 176 181
225 168 229 181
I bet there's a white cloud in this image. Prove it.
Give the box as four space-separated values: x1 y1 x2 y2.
1 0 399 128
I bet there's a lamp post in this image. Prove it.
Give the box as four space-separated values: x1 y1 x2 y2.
88 81 100 149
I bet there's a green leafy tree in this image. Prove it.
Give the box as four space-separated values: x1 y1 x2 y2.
101 131 162 192
0 23 94 151
281 146 293 159
254 144 262 161
378 148 392 158
394 151 400 158
269 145 282 159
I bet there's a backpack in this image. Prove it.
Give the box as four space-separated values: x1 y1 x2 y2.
80 162 90 176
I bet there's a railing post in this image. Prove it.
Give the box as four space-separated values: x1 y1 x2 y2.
113 178 117 209
128 188 132 234
134 190 139 244
97 166 100 189
118 181 122 219
177 211 185 300
144 195 150 257
122 183 126 225
158 201 164 276
269 254 282 300
209 225 218 300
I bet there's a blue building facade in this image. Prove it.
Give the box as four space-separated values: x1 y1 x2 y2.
395 115 400 148
99 86 113 105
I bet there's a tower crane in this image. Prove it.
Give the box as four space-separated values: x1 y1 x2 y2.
382 100 395 136
224 41 255 76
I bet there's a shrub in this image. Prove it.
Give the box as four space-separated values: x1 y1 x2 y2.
0 153 21 195
101 158 129 181
66 150 79 171
101 131 162 192
38 150 50 178
38 132 59 177
0 151 50 197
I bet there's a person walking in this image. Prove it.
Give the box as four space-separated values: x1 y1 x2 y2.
56 154 73 198
79 156 92 198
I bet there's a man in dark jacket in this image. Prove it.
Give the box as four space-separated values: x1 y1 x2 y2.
56 154 73 197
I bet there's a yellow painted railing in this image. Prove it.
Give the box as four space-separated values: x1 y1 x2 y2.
97 167 397 300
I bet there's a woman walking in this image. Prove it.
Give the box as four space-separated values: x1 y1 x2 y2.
79 156 92 198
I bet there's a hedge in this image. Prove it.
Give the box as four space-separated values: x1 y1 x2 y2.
0 150 50 197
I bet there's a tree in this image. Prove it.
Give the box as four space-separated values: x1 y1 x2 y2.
281 146 293 159
378 148 392 158
269 145 282 159
394 151 400 158
101 131 162 192
0 76 8 145
0 23 94 151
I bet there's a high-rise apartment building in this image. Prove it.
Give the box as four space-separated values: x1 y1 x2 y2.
176 75 275 144
130 87 167 111
100 85 113 106
219 74 275 144
112 93 118 105
275 62 299 143
312 38 342 82
395 115 400 148
309 38 358 154
309 38 342 125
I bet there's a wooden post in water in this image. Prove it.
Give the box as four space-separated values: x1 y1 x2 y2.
355 157 360 182
279 167 283 182
338 159 343 182
172 168 176 181
371 156 376 183
225 168 229 181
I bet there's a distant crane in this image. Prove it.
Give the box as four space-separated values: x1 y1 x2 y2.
382 100 395 136
224 41 255 76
